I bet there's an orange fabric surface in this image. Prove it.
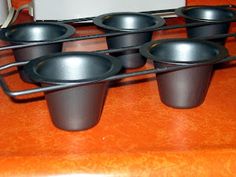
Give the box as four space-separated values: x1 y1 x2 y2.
1 0 236 176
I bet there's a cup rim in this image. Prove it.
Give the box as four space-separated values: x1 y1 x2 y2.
0 22 75 44
140 38 229 66
93 12 165 32
175 5 236 22
24 52 122 84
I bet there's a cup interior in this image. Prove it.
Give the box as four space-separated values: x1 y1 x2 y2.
182 7 236 21
2 23 74 42
93 12 165 32
103 14 156 30
37 55 111 80
141 39 228 64
24 52 121 83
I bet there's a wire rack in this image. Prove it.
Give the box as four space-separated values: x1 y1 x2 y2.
0 4 236 97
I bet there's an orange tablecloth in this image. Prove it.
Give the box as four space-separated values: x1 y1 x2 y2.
0 1 236 176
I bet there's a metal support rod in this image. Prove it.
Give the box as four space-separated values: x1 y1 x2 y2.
61 7 178 23
0 61 28 71
0 65 189 97
0 16 236 51
95 32 236 54
1 56 236 97
61 4 236 23
0 4 236 97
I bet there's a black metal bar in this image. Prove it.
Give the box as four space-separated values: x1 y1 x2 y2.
1 56 236 97
0 61 28 71
95 32 236 54
57 8 178 24
0 4 236 97
0 4 236 52
0 65 194 97
0 30 235 55
61 4 236 23
96 45 141 54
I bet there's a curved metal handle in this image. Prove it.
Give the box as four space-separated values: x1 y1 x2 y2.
0 61 28 71
217 56 236 64
0 56 236 97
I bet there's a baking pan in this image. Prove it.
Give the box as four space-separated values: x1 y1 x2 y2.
176 6 236 45
0 22 75 82
93 12 165 69
23 52 121 131
140 38 229 108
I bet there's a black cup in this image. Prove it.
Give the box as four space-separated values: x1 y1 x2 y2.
93 12 165 69
0 22 75 82
140 39 228 108
24 52 121 131
175 6 236 45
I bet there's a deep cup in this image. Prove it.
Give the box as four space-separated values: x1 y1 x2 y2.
24 52 121 131
140 39 228 108
93 12 165 69
175 6 236 45
0 22 75 82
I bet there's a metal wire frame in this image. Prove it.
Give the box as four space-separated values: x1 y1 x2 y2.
0 55 236 97
43 4 236 23
0 4 235 52
0 4 236 97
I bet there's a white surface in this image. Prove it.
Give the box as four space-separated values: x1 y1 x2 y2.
0 0 9 24
32 0 186 21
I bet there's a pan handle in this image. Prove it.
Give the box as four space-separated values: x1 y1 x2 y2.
227 4 236 9
216 56 236 64
0 56 236 97
0 61 29 71
0 65 186 97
